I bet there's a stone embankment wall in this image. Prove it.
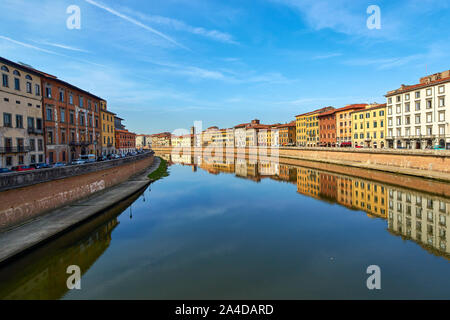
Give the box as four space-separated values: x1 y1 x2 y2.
153 146 450 180
0 153 154 230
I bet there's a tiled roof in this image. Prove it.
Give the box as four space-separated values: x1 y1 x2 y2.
296 106 334 118
385 76 450 97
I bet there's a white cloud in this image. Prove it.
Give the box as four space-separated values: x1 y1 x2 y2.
33 40 90 53
84 0 189 50
132 13 238 45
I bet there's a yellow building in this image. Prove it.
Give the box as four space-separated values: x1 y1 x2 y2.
351 104 387 148
296 107 334 147
352 178 388 218
335 104 367 147
296 167 321 199
99 100 116 155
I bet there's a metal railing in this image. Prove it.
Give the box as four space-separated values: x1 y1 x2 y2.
0 146 31 153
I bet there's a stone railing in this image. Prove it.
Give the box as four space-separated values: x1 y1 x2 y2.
0 151 154 192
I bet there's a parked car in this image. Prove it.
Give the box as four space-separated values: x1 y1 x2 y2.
31 163 52 169
355 145 364 149
0 168 12 173
97 155 107 162
53 162 66 168
70 159 86 165
11 165 35 172
80 154 96 163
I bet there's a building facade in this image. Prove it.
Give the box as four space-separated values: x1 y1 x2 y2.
136 134 152 149
335 104 367 147
352 104 387 148
40 72 101 163
115 129 136 154
151 132 171 147
318 108 337 147
277 121 296 146
386 70 450 149
296 107 334 147
100 100 116 155
0 57 45 168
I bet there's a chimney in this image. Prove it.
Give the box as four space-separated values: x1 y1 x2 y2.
251 119 260 125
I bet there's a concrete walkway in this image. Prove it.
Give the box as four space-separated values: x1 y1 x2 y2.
0 157 161 265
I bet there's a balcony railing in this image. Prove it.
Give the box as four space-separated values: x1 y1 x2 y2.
27 127 43 134
387 134 449 140
69 141 91 147
0 146 31 153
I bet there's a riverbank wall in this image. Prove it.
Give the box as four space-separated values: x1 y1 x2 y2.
153 146 450 182
0 153 154 230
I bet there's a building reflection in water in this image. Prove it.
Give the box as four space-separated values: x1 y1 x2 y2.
0 189 145 300
162 152 450 260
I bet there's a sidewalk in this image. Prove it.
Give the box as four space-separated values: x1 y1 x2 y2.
0 157 161 265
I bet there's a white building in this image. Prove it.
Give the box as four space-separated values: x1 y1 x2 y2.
385 70 450 149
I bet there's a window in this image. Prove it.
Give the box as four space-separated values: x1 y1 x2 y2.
1 66 9 72
415 91 420 99
438 86 445 94
14 78 20 90
415 114 421 124
439 111 445 122
70 111 74 124
16 115 23 128
36 118 42 130
46 106 53 121
79 96 84 108
26 82 32 93
415 101 420 111
426 113 432 123
388 107 392 115
35 84 40 96
27 117 34 129
45 86 52 98
426 100 432 109
47 131 54 145
388 97 392 104
396 95 401 102
38 139 43 151
13 70 20 76
69 94 73 104
29 139 35 151
426 88 432 96
60 108 65 123
3 113 12 127
439 97 445 107
405 93 410 101
396 105 401 113
59 89 64 102
2 74 8 87
405 116 410 125
405 103 410 112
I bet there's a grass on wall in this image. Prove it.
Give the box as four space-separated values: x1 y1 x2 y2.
148 157 169 181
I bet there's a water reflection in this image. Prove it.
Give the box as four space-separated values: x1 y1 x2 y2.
164 152 450 260
0 189 144 300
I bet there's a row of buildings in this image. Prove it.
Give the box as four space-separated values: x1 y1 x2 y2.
163 153 450 259
0 56 137 168
151 69 450 150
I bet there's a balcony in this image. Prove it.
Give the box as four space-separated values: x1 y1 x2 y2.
27 127 43 134
69 141 91 147
0 146 31 153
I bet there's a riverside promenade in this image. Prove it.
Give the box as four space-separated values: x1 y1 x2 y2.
0 157 161 265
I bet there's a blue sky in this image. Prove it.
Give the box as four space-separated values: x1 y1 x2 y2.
1 0 449 134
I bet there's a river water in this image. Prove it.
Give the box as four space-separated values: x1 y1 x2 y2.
0 153 449 299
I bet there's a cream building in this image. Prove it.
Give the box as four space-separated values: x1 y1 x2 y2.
386 70 450 149
387 188 450 257
0 57 45 168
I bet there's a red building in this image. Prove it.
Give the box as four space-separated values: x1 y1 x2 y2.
29 69 102 163
115 129 136 154
318 109 337 147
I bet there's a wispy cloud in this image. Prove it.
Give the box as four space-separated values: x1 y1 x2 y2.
0 35 105 67
311 52 342 60
84 0 189 50
0 35 59 55
33 40 90 53
129 12 238 45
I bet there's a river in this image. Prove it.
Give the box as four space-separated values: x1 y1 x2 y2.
0 152 449 299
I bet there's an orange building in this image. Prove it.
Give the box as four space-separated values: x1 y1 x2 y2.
115 129 136 154
318 108 337 147
335 104 367 147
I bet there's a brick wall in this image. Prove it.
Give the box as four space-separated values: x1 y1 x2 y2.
0 154 153 230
